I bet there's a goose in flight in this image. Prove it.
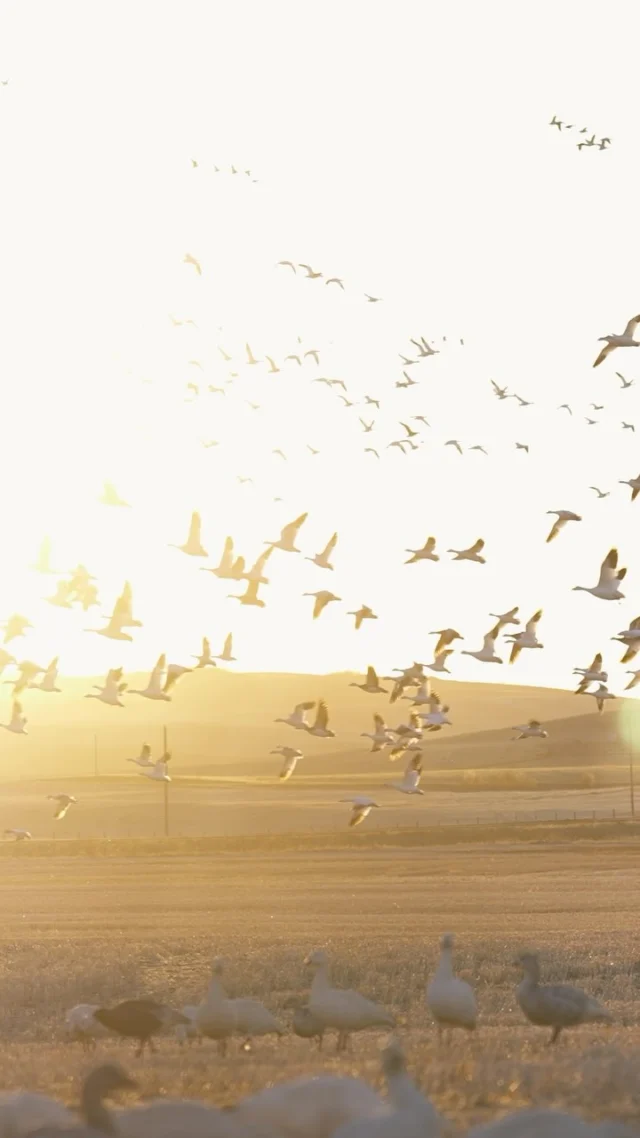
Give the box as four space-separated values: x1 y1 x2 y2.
515 442 530 453
171 511 207 557
2 700 27 734
129 655 190 700
4 829 31 841
365 294 382 303
243 547 273 584
622 422 635 432
348 605 378 630
128 744 155 768
427 650 453 674
86 668 127 707
267 513 308 552
183 252 202 274
512 393 533 407
306 532 338 570
304 700 335 737
0 649 15 676
512 720 548 740
385 754 424 795
245 343 260 365
364 448 380 458
48 793 77 820
111 582 142 630
272 746 303 781
325 277 345 289
277 260 297 272
574 653 607 693
192 636 216 667
7 660 45 694
617 372 634 388
448 539 485 563
590 486 610 499
593 314 640 367
430 629 462 655
100 481 130 507
390 712 423 741
30 656 61 693
445 439 463 455
625 670 640 691
506 610 543 663
2 614 32 644
361 714 396 752
142 757 171 782
405 536 439 564
389 736 422 761
420 701 452 731
405 681 437 707
215 633 236 662
573 548 626 600
275 701 315 730
619 473 640 501
229 578 265 607
491 381 509 400
304 590 341 619
299 263 322 278
490 606 520 629
587 683 616 713
204 537 241 579
549 115 563 129
546 510 582 543
462 624 503 664
342 796 379 826
612 616 640 663
350 666 388 694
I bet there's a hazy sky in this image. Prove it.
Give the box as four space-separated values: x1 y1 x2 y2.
1 0 640 695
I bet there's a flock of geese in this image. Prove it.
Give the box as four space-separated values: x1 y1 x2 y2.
549 116 612 151
1 936 623 1137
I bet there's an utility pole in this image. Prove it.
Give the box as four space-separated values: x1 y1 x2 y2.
93 734 99 778
163 725 169 837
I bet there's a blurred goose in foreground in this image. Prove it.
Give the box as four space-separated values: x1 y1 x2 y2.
271 745 303 781
332 1039 442 1138
4 828 31 840
2 700 27 734
462 624 503 664
361 714 396 752
427 933 477 1038
512 719 548 740
573 653 607 693
546 510 581 543
307 532 338 569
27 1062 137 1137
100 481 130 507
593 313 640 368
386 754 424 795
267 512 308 552
48 793 77 820
573 549 626 600
516 952 611 1043
171 511 207 556
304 590 341 619
350 666 388 694
405 536 439 563
506 610 543 663
141 757 171 782
341 797 380 827
448 538 485 563
612 616 640 662
2 613 32 643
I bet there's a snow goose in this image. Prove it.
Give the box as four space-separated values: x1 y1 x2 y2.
87 594 133 641
65 1004 110 1049
0 648 16 676
4 828 32 840
304 700 335 737
127 743 154 768
405 537 439 563
267 512 308 552
215 633 236 662
386 754 424 795
419 702 452 731
332 1040 442 1138
129 654 185 701
590 486 610 498
304 590 341 619
586 683 616 713
427 650 453 673
491 380 509 399
427 932 477 1037
307 532 338 569
512 720 548 739
361 714 396 752
305 949 394 1048
192 636 216 668
574 548 626 600
341 797 380 827
462 624 503 664
292 1005 325 1048
141 757 171 782
573 653 607 693
516 951 611 1042
445 439 463 455
170 510 208 556
2 699 27 733
405 681 436 707
25 1063 136 1137
2 613 32 643
195 957 237 1054
389 738 422 762
448 538 486 563
272 745 304 780
612 616 640 662
48 793 77 819
506 610 543 663
546 510 581 543
233 1073 386 1138
93 1001 188 1057
350 666 388 694
490 606 520 628
7 659 45 694
619 473 640 501
593 313 640 367
431 628 463 654
203 536 239 579
243 547 273 584
30 656 61 692
275 700 315 730
348 604 378 630
390 712 423 741
229 578 265 607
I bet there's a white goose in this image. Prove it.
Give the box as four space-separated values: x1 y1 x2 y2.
275 701 315 730
272 746 304 780
546 510 582 543
141 757 171 782
361 714 396 752
593 313 640 368
127 743 154 768
427 650 453 673
30 656 61 693
85 668 126 707
462 624 503 664
587 683 616 713
350 666 388 694
48 793 77 820
203 535 239 578
2 700 27 734
192 636 216 667
331 1040 442 1138
512 719 548 740
612 616 640 662
341 797 380 827
405 536 439 563
419 701 452 731
386 754 424 795
573 653 607 692
307 532 338 570
4 829 32 841
448 538 486 563
305 949 394 1049
305 701 335 737
171 510 208 556
348 605 378 630
87 591 134 641
267 512 308 552
426 932 477 1037
430 628 463 654
129 654 189 701
573 548 626 600
194 957 237 1055
405 681 436 707
506 610 543 663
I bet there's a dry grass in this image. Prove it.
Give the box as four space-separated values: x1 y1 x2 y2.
1 843 640 1128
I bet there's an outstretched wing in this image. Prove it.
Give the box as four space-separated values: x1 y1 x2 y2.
314 700 330 730
593 343 613 368
321 532 338 559
597 548 618 586
280 513 308 543
188 512 201 544
623 315 640 337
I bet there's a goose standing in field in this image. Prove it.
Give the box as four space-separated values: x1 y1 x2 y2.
141 756 171 782
30 656 61 692
267 512 308 552
2 700 28 733
48 793 77 819
215 633 236 662
573 548 626 600
348 605 378 630
427 650 453 674
224 962 285 1049
512 720 548 740
546 510 582 543
229 578 265 607
506 610 543 663
448 538 486 563
350 666 388 694
272 745 304 780
4 828 31 840
593 314 640 367
331 1040 442 1138
361 714 396 752
171 511 207 556
427 932 477 1039
127 743 154 768
516 951 611 1042
490 606 520 629
307 532 338 569
586 683 616 713
573 653 607 693
405 536 439 563
192 636 216 667
292 1004 325 1049
305 949 394 1049
462 624 503 664
275 701 315 730
195 957 237 1055
619 473 640 501
612 616 640 662
386 754 424 795
342 797 380 827
305 700 336 737
93 1001 188 1057
304 590 342 619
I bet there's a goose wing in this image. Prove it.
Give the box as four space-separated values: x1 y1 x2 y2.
243 578 261 603
593 343 613 368
469 538 485 554
248 546 273 576
280 513 308 544
187 511 201 544
10 700 24 726
313 700 330 730
294 701 315 719
222 634 232 655
589 652 603 671
149 654 167 692
546 517 565 543
598 548 621 585
623 314 640 337
366 666 378 686
526 609 542 633
218 536 234 571
202 636 211 657
321 532 338 559
373 713 386 730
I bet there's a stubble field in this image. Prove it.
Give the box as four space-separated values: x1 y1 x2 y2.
2 840 640 1130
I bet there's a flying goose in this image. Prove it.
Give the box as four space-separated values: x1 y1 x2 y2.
512 719 548 740
617 372 634 388
267 512 308 552
129 654 189 700
183 252 202 274
215 633 236 662
573 548 626 600
448 538 486 563
300 263 322 278
546 510 582 543
128 744 154 768
229 578 265 607
305 700 335 737
593 314 640 368
491 381 509 399
203 536 240 579
590 486 610 498
28 656 60 694
406 681 437 707
515 442 530 453
445 439 463 455
341 797 380 827
306 532 338 570
242 546 273 584
304 590 341 619
361 714 396 752
516 952 611 1042
2 614 32 643
385 754 424 795
2 700 27 734
85 667 126 707
245 343 260 365
275 701 315 730
8 660 45 694
427 933 477 1037
171 511 207 556
348 605 378 630
100 481 129 507
141 756 171 782
506 610 543 663
586 683 616 713
405 536 439 563
573 653 607 692
350 666 388 694
612 616 640 662
431 628 463 654
619 473 640 501
390 712 423 741
427 650 453 674
462 624 503 664
490 606 520 628
192 636 216 667
271 746 304 781
419 701 452 730
48 793 77 820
